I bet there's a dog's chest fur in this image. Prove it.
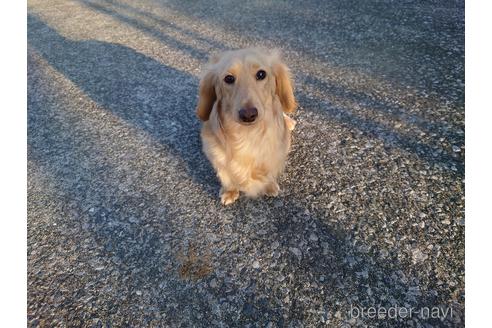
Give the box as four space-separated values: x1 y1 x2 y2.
232 121 287 169
202 112 289 189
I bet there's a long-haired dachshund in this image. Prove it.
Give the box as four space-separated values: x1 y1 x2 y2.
196 48 297 205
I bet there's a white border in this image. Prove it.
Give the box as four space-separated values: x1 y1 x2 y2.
0 0 483 326
466 1 492 327
0 1 27 326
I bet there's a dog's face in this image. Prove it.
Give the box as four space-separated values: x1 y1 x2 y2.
215 53 272 125
196 48 296 125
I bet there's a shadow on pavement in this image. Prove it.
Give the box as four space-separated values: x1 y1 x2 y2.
80 0 212 61
156 0 464 105
79 0 464 176
27 12 461 326
28 14 219 196
84 0 229 53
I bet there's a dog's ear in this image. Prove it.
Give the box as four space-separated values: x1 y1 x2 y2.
196 70 217 121
273 57 297 114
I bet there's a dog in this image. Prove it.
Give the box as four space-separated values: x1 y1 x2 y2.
196 48 297 205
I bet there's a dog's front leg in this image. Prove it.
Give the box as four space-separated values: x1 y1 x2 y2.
265 181 280 197
217 169 239 205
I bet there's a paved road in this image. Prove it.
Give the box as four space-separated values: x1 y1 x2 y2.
27 0 464 327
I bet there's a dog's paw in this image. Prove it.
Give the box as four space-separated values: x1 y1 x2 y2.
220 190 239 205
283 113 296 131
265 182 280 197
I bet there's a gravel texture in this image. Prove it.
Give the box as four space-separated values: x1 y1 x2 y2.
27 0 464 327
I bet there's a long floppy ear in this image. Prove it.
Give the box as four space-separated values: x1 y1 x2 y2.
273 58 297 113
196 71 217 121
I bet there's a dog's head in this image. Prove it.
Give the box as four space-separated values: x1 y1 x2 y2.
196 48 297 125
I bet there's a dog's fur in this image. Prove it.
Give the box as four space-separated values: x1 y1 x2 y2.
196 48 297 205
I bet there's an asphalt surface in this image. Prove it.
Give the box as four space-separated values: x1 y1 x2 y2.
27 0 465 327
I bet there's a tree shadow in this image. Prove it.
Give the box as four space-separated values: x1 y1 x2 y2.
88 0 229 53
27 11 463 326
155 0 464 105
28 14 219 196
295 89 464 175
249 199 458 327
75 0 464 176
300 73 463 142
27 64 447 325
27 42 286 326
79 0 213 61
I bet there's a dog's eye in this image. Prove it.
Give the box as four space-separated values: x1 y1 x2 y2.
224 75 235 84
256 70 266 80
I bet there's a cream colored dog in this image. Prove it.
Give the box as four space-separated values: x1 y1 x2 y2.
196 48 297 205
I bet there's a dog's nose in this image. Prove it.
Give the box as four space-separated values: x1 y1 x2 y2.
239 107 258 123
